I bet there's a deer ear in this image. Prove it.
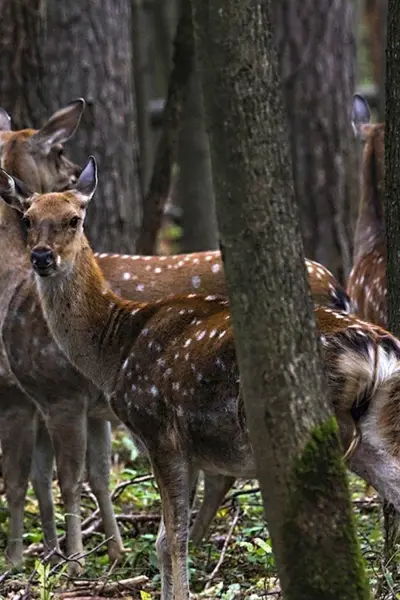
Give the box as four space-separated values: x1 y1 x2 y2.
31 99 85 155
75 156 97 206
0 169 33 213
0 108 11 132
351 94 371 140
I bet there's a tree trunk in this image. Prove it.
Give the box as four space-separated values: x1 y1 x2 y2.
0 0 49 127
44 0 141 253
273 0 357 283
365 0 387 120
132 0 155 196
192 1 370 598
179 71 218 252
383 0 400 586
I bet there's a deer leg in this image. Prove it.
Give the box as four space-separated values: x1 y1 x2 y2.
190 473 236 544
49 410 87 576
153 456 196 600
30 418 60 558
86 416 125 562
0 389 38 567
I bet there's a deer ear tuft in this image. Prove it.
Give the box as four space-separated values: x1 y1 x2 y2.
0 108 11 132
351 94 371 140
31 99 85 155
75 156 97 207
0 169 32 213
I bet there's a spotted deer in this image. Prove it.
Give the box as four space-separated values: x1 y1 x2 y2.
0 113 352 571
5 157 400 599
347 93 386 327
0 103 132 574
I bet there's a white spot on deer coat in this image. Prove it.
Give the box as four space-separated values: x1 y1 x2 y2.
192 275 201 288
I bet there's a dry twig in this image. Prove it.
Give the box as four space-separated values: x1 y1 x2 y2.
204 505 241 590
56 575 149 598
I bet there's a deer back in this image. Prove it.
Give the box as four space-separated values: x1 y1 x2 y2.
96 252 351 313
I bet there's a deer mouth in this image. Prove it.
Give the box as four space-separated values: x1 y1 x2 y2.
33 264 55 277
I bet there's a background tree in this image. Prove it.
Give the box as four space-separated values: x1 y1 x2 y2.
273 0 357 282
0 0 141 253
44 0 140 253
178 70 218 252
136 0 195 255
0 1 49 128
192 1 370 597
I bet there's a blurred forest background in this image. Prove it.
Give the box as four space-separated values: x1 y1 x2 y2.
0 0 392 598
0 0 386 278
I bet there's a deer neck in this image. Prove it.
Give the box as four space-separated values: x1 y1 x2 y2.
0 139 32 261
353 131 385 263
35 241 140 397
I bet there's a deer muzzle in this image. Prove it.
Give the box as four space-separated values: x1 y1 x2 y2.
31 246 56 276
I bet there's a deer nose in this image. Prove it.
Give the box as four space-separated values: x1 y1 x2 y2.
30 246 55 271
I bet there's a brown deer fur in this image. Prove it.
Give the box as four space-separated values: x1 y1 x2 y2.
0 112 352 570
347 94 386 327
5 158 400 600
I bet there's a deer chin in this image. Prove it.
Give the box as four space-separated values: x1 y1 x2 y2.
32 263 57 278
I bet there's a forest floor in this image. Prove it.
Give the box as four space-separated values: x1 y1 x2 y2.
0 427 395 600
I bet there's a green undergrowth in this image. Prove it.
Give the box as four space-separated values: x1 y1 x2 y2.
0 426 396 599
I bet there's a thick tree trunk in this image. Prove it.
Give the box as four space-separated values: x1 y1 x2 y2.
179 71 218 252
44 0 141 253
192 1 370 598
0 0 49 127
383 0 400 585
273 0 357 283
0 0 141 253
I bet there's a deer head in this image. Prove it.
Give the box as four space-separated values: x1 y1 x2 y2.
0 100 85 193
0 156 96 276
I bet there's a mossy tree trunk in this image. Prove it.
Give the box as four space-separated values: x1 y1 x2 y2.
383 0 400 586
192 1 370 598
273 0 357 283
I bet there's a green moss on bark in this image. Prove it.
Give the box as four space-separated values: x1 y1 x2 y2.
281 417 370 600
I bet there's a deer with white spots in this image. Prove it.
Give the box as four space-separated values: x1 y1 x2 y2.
0 110 352 570
347 93 386 327
4 156 400 600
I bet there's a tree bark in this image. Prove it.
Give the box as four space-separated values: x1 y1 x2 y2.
44 0 141 253
132 0 155 196
192 1 370 598
383 0 400 585
179 70 218 252
0 0 49 128
273 0 357 283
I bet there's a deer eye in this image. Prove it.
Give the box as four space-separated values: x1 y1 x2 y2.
69 216 80 228
22 216 31 230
